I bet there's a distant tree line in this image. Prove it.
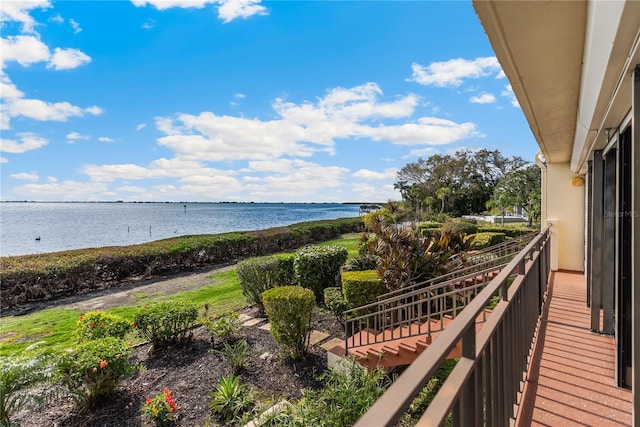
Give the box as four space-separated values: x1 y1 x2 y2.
394 149 540 223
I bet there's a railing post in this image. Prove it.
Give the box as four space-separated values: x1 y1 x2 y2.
460 323 477 427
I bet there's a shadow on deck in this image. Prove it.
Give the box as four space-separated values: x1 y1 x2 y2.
516 271 632 426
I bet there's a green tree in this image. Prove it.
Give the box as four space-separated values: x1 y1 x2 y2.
493 164 541 226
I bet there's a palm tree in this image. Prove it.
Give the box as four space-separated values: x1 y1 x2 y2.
435 187 451 215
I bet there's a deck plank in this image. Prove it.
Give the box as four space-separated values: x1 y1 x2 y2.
516 271 632 427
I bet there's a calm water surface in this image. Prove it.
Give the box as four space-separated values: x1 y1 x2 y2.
0 202 361 257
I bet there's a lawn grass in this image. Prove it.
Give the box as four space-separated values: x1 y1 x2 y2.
0 234 363 357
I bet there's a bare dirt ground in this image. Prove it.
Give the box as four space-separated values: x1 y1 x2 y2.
11 263 345 427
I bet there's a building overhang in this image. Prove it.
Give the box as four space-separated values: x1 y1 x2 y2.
473 0 640 173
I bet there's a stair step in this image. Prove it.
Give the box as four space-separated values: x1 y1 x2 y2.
381 345 399 356
416 338 431 349
398 342 417 353
367 348 383 357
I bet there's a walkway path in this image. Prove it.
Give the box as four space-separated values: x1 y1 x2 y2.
516 271 632 426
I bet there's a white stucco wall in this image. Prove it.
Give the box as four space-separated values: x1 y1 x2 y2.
542 162 586 271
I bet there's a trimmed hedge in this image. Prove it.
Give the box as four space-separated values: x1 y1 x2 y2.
294 245 348 303
0 217 363 310
441 219 478 235
237 254 296 314
476 225 537 237
341 270 386 309
262 286 315 360
467 232 506 249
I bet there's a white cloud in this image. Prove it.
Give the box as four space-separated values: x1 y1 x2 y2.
141 19 156 29
131 0 267 23
217 0 267 23
69 18 82 34
13 180 110 200
136 123 147 131
408 57 502 87
153 83 479 162
117 185 147 193
3 97 101 127
469 92 497 104
131 1 216 10
10 172 38 181
0 133 48 153
243 159 347 199
47 47 91 70
0 157 8 163
50 14 63 24
47 176 57 183
353 168 398 180
66 131 89 143
0 0 51 33
0 35 50 67
234 93 245 99
501 84 520 107
99 137 115 142
84 106 103 115
403 147 435 159
80 158 233 182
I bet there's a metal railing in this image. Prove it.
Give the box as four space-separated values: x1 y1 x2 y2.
343 262 514 354
353 225 551 427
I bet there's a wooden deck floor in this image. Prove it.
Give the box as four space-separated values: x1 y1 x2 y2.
516 271 633 426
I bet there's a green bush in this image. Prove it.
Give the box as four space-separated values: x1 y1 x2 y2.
418 221 441 232
209 374 254 424
237 254 296 314
467 232 506 249
400 359 457 426
476 225 536 237
74 311 133 342
205 310 241 345
268 362 389 426
341 270 387 309
57 337 134 407
262 286 315 360
441 219 478 235
134 301 198 348
323 287 348 323
0 344 57 426
294 245 348 303
213 340 250 375
343 254 380 272
1 217 363 310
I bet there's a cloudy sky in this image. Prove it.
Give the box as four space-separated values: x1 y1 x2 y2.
0 0 538 203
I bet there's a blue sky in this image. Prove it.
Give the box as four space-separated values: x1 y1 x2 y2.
0 0 538 203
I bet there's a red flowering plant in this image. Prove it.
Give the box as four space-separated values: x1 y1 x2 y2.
142 388 179 426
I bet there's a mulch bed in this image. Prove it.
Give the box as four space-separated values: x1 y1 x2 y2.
14 307 345 427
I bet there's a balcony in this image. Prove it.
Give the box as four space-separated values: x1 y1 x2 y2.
353 227 632 426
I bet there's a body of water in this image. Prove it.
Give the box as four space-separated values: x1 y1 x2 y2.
0 202 362 257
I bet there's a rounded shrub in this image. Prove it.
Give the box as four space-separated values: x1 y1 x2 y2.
57 336 134 407
294 245 348 303
74 310 133 342
468 232 506 249
262 286 315 360
341 270 387 309
134 301 199 348
237 254 296 315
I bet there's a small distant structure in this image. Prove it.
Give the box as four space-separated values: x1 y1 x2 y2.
359 204 382 216
35 236 41 241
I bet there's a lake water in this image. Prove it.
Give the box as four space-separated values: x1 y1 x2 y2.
0 202 361 257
